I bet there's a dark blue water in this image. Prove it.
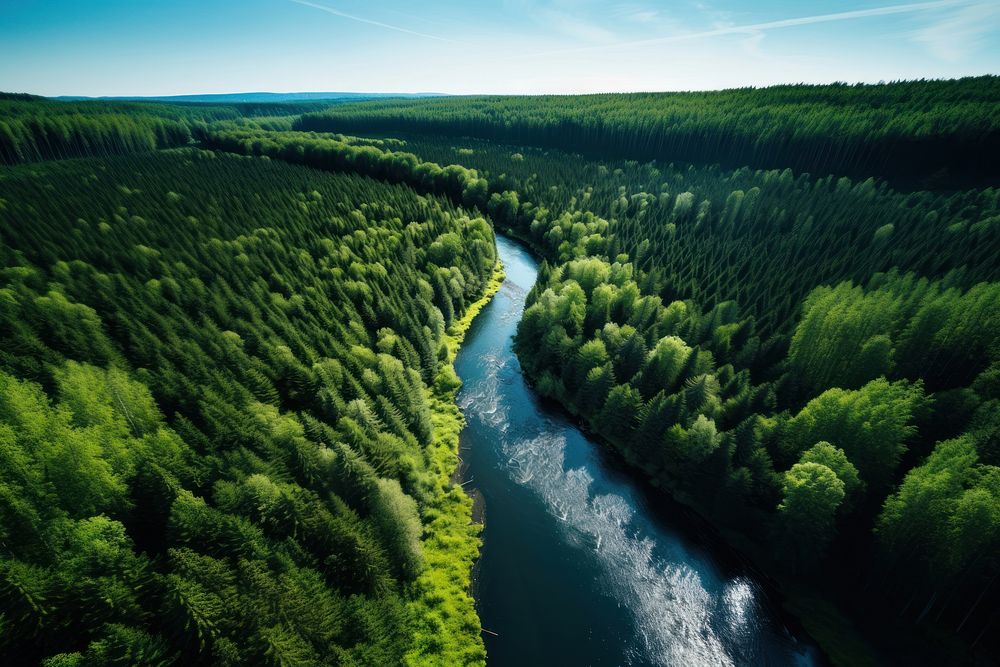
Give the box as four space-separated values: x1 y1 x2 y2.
455 235 821 666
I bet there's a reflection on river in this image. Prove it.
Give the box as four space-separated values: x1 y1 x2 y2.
455 234 821 666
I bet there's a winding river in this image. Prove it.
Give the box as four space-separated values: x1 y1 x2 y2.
455 235 822 666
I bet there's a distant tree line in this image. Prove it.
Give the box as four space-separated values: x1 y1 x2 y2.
0 98 349 165
296 77 1000 187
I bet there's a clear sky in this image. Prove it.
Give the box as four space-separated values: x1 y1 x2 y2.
2 0 999 96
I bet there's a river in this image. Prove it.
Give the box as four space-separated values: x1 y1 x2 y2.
455 234 822 666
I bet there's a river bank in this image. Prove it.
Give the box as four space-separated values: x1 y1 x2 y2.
454 234 821 666
404 259 504 667
491 229 976 666
494 228 886 666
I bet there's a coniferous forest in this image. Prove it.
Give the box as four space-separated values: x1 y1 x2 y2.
0 138 495 665
1 74 999 666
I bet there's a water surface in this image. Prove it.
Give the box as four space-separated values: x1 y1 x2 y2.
456 235 821 666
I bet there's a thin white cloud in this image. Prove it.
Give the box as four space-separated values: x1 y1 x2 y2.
912 2 1000 61
628 10 659 24
516 0 973 58
609 3 689 38
539 8 617 42
739 30 766 56
615 7 660 25
286 0 466 44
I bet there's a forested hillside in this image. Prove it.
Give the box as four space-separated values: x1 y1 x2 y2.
297 77 1000 187
0 97 345 165
1 75 998 666
191 121 1000 659
335 132 999 661
0 149 495 665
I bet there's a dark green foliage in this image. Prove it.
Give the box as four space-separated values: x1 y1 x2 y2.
384 135 1000 350
0 97 361 165
200 128 494 215
0 149 495 664
349 116 999 652
296 77 1000 187
2 78 998 662
0 101 192 165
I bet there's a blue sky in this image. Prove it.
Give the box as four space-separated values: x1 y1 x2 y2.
1 0 998 95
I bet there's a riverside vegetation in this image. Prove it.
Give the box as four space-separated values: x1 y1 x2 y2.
0 80 998 665
296 87 999 662
0 146 495 665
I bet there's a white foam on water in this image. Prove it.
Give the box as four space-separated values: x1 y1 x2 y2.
459 349 751 666
504 430 733 667
718 578 762 663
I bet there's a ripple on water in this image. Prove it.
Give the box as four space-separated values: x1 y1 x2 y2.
502 427 734 666
459 314 812 666
457 238 817 666
457 352 732 666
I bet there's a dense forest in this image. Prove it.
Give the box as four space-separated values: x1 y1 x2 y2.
186 123 1000 661
1 77 998 666
0 97 349 166
0 149 495 665
297 77 1000 187
336 132 999 661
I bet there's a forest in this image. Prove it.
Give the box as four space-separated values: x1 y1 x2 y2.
0 96 347 166
0 76 998 666
360 130 999 663
296 77 1000 188
197 120 999 661
0 148 495 665
383 132 999 663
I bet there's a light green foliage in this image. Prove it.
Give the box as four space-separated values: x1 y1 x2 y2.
0 149 496 664
779 462 845 555
789 274 1000 393
372 478 424 579
404 262 502 667
637 336 692 399
789 283 901 391
685 414 723 463
800 442 863 509
878 436 1000 580
873 223 894 241
782 379 926 490
0 370 129 519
